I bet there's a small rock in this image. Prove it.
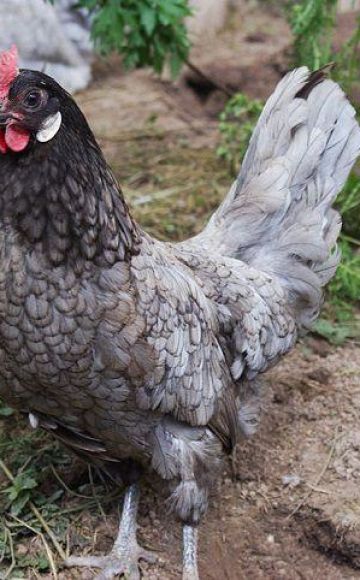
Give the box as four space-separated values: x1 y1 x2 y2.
307 368 331 385
16 543 28 555
306 337 333 358
282 474 301 488
245 33 268 43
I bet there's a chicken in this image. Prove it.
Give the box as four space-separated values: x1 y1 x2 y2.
0 45 359 580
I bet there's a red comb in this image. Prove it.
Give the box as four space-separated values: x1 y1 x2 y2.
0 45 19 100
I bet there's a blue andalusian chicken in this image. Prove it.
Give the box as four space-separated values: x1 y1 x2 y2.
0 46 359 579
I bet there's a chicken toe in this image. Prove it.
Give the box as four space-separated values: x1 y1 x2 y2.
64 483 157 579
65 545 156 580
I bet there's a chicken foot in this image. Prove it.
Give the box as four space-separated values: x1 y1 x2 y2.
183 524 199 580
64 483 156 580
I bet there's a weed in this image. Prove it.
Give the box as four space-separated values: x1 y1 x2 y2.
289 1 360 93
328 239 360 308
216 93 263 175
313 316 360 345
336 171 360 240
288 0 338 69
72 0 191 76
0 418 123 575
3 470 39 516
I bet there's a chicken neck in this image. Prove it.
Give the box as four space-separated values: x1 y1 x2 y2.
0 122 140 268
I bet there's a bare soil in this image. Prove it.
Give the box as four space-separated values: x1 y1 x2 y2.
1 3 360 579
57 342 360 580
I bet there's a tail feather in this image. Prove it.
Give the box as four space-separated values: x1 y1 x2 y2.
196 66 360 330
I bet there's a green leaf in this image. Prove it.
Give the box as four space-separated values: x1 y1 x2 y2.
37 555 51 571
18 475 38 491
313 318 360 345
74 0 191 75
46 489 64 503
10 491 31 516
0 406 14 416
217 92 263 175
140 5 156 36
170 51 183 78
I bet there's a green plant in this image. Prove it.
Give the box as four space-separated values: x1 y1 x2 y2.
0 421 119 575
289 1 360 92
334 13 360 93
289 0 338 69
329 238 360 304
336 172 360 241
216 93 263 175
0 402 13 417
3 470 39 516
75 0 192 76
313 316 360 344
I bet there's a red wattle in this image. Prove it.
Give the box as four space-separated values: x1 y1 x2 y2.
5 123 30 152
0 130 7 153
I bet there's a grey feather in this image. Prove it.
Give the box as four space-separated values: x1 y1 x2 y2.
194 67 360 331
0 65 358 533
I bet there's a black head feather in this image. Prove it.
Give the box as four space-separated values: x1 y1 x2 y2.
3 69 97 151
0 69 140 267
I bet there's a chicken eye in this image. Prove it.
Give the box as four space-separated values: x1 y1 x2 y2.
23 90 43 110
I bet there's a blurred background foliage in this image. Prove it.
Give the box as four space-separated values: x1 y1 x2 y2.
74 0 192 76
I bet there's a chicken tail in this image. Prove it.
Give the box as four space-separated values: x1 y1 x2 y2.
199 67 360 330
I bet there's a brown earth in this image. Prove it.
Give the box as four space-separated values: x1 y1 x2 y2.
1 2 360 579
56 343 360 580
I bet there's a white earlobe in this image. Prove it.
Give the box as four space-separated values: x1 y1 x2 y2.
36 111 62 143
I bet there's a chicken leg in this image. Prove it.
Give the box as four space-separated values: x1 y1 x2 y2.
64 483 156 580
183 524 199 580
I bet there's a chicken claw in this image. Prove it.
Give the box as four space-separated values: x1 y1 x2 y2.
64 484 157 579
65 546 156 580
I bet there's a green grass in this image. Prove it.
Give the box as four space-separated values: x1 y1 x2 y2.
0 419 124 576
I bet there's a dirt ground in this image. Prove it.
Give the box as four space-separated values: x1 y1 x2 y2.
1 2 360 579
59 342 360 580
